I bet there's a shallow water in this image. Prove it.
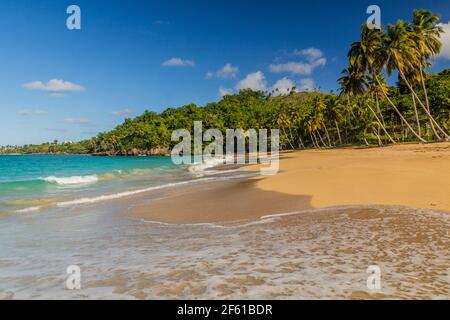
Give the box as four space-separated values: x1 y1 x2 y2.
0 201 448 299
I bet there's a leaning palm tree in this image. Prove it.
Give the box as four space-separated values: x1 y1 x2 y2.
401 69 423 137
348 24 426 142
326 96 346 145
338 66 368 142
384 20 449 140
411 9 443 134
366 74 396 143
276 109 295 150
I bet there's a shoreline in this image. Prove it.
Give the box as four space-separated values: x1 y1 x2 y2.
125 142 450 224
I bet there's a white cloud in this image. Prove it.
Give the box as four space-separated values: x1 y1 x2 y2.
311 57 327 68
299 78 316 91
235 71 267 91
207 63 239 79
270 47 326 76
269 62 313 75
270 78 296 96
22 79 85 94
437 22 450 60
111 109 132 117
162 57 195 67
269 59 326 75
218 86 233 97
17 109 48 116
63 118 93 125
293 47 324 62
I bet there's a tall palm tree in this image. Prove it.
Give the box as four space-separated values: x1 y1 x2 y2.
366 74 396 143
384 20 448 140
348 24 426 142
326 96 346 145
411 10 445 138
412 10 443 108
402 69 423 136
276 110 295 150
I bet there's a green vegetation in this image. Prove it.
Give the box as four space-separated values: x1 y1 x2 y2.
2 9 449 155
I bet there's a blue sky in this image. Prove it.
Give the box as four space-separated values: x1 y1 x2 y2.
0 0 449 145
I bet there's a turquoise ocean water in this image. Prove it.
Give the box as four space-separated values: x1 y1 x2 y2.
0 155 198 215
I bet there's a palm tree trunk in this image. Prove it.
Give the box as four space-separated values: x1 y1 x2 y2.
323 125 332 147
335 120 342 145
310 132 319 149
366 103 396 144
374 74 427 143
411 93 421 137
309 132 314 148
282 127 295 150
298 133 305 149
316 131 327 148
419 65 439 139
397 68 448 140
363 135 370 146
375 95 387 129
288 126 296 148
373 128 383 146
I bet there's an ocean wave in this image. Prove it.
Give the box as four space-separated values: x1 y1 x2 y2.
55 172 255 208
56 178 214 207
187 156 238 176
16 206 42 213
41 175 99 186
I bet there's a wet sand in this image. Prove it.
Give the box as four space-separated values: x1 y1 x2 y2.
126 143 450 224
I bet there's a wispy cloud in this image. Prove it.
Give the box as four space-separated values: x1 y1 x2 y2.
270 47 326 75
206 63 239 79
17 109 48 116
22 79 85 95
437 22 450 60
269 62 314 75
111 109 133 117
235 71 267 92
292 47 324 62
269 59 326 75
162 58 195 67
63 118 93 125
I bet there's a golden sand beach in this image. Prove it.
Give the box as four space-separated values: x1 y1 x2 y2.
127 142 450 224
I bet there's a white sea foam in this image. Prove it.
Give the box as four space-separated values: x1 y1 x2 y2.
55 172 255 208
188 157 226 174
42 175 99 185
16 206 42 213
56 178 214 207
187 155 243 177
